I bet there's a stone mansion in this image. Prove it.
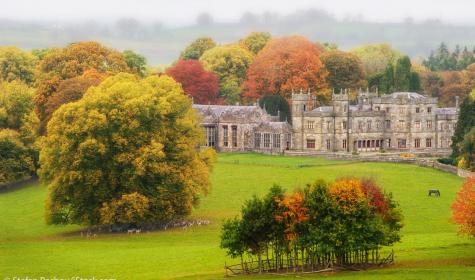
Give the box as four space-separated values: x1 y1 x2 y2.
193 90 458 154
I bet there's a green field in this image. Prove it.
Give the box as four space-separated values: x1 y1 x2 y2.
1 153 474 279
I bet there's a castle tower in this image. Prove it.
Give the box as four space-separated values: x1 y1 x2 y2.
291 90 311 150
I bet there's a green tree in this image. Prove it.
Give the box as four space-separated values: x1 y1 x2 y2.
457 127 475 171
0 47 37 85
40 73 216 225
259 95 291 122
180 37 216 60
350 44 402 77
0 81 35 130
200 45 253 103
123 50 147 77
0 129 36 185
239 32 271 55
393 56 412 91
320 50 367 91
451 92 475 161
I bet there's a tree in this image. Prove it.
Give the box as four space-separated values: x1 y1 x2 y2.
452 92 475 160
259 95 291 122
0 129 36 184
200 45 253 103
457 127 475 171
350 44 402 77
165 60 220 104
40 73 216 225
393 56 412 92
239 32 272 55
0 47 37 85
123 50 147 77
0 81 35 130
320 50 367 91
452 178 475 236
243 36 328 100
180 37 216 60
43 70 107 128
100 192 151 225
35 41 130 133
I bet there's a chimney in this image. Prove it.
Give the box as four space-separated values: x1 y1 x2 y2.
455 96 460 108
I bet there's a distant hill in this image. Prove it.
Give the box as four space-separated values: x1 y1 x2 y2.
1 10 474 65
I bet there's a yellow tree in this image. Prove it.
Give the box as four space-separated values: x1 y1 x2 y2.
40 73 216 225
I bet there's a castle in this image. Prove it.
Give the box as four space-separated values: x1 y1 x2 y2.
193 90 458 155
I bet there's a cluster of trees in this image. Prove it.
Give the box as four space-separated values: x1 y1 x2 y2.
423 43 475 71
221 178 403 273
0 42 216 227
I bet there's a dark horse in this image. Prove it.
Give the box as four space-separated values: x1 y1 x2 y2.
428 189 441 196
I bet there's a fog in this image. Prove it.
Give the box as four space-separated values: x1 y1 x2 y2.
2 0 475 26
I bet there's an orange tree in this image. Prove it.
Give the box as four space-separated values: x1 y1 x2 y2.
242 35 328 101
35 41 131 133
452 178 475 236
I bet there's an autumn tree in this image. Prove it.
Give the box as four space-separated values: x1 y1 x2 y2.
456 127 475 171
42 70 107 127
350 44 402 77
243 36 328 101
0 81 39 184
239 32 272 55
452 178 475 236
35 41 130 133
180 37 217 60
200 45 253 103
0 46 37 85
166 60 220 104
320 50 367 91
40 73 216 225
123 50 147 77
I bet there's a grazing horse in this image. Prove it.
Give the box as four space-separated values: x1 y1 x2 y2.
428 189 441 197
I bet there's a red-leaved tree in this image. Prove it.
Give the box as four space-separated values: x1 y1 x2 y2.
242 35 328 101
452 177 475 236
166 60 221 104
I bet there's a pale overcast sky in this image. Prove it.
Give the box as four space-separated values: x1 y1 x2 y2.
1 0 474 25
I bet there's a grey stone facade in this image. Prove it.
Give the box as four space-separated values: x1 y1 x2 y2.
291 90 458 154
193 104 292 153
193 90 458 155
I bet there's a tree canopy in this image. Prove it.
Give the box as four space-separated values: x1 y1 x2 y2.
350 44 402 77
123 50 147 77
35 41 130 133
320 50 367 91
200 44 253 103
39 73 216 225
239 32 272 55
180 37 217 60
452 178 475 236
166 59 221 104
243 36 328 100
0 46 37 85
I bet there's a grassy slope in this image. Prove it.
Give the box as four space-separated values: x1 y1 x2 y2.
1 153 474 279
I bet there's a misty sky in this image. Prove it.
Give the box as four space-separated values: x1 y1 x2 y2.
1 0 474 25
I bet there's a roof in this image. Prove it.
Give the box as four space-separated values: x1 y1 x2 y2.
389 92 426 99
193 104 262 117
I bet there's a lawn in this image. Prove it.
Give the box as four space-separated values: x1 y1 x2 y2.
1 153 474 279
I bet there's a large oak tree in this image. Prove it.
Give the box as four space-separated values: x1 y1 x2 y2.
40 73 215 225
